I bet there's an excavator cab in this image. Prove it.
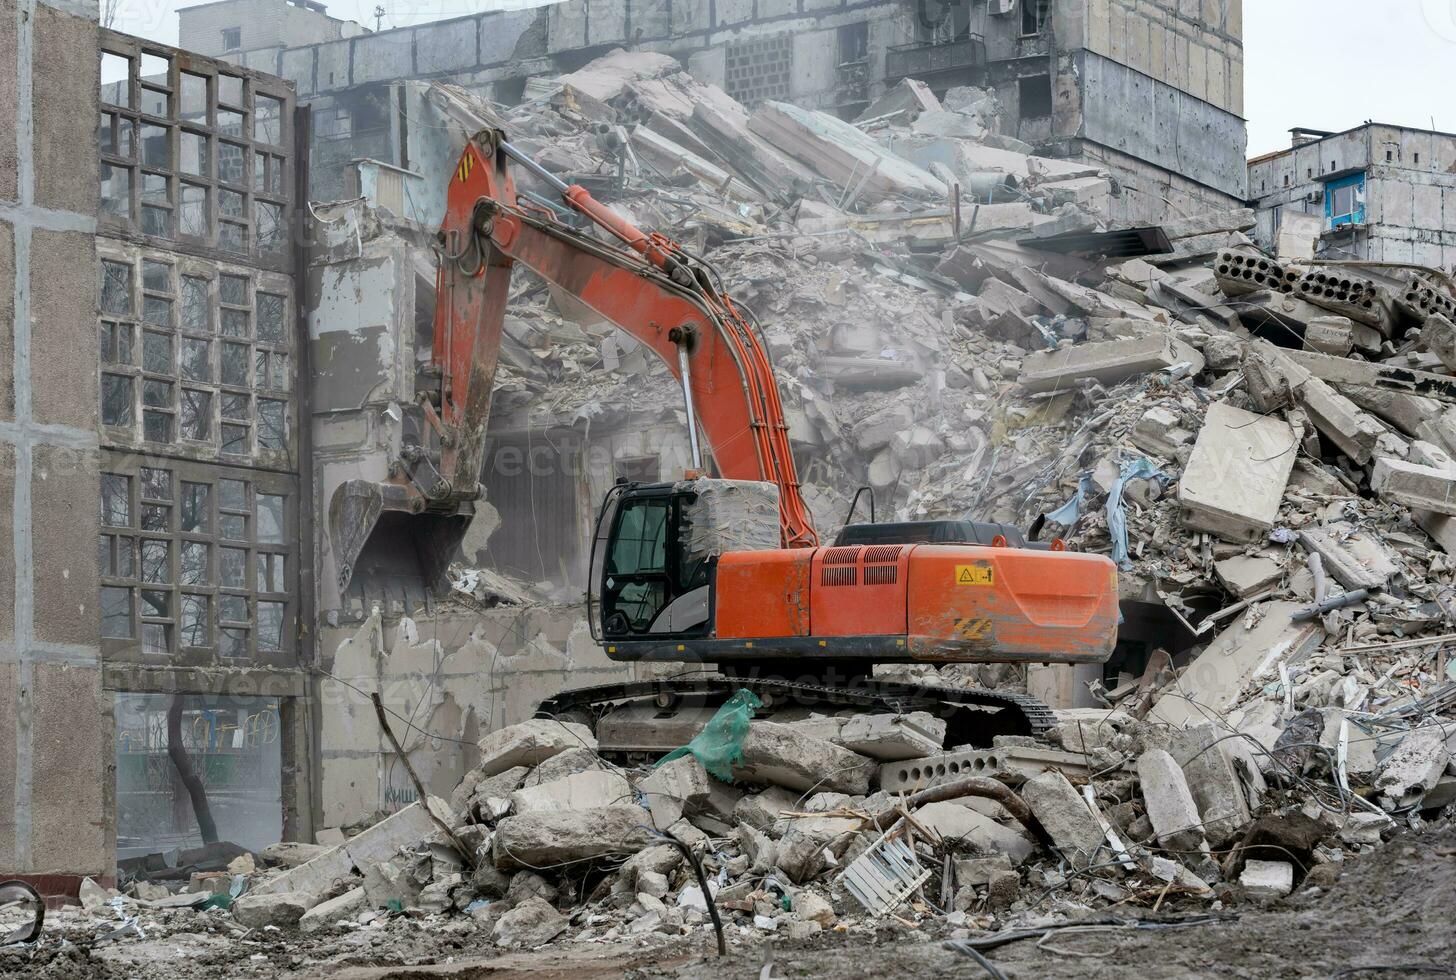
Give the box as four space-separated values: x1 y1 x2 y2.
588 478 781 642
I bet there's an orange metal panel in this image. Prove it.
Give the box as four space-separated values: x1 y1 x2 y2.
905 546 1118 663
808 545 910 637
714 550 813 639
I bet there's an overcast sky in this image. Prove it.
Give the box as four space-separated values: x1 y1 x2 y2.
109 0 1456 160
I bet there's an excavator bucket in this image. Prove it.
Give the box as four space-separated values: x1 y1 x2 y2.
328 479 473 595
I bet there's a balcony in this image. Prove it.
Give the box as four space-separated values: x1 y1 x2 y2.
884 34 987 83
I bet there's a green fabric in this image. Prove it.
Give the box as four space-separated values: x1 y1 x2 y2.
655 688 762 782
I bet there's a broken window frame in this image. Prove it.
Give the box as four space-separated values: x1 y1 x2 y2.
98 458 298 666
98 36 292 270
95 246 295 463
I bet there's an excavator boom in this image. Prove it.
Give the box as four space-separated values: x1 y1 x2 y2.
330 129 816 593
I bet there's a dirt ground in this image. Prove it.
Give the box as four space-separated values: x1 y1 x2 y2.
5 821 1454 979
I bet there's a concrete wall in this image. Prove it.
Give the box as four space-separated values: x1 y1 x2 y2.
316 603 638 828
1248 125 1456 267
0 0 114 889
1082 0 1242 116
1076 50 1246 199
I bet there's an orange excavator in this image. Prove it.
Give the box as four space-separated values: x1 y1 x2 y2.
329 128 1119 748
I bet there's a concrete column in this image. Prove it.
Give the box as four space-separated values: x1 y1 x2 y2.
0 0 112 893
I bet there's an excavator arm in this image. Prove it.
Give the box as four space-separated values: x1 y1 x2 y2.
329 129 817 593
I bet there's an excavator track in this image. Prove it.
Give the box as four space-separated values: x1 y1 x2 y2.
535 676 1057 759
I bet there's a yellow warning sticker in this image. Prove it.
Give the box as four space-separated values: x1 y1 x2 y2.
456 153 475 183
955 564 994 586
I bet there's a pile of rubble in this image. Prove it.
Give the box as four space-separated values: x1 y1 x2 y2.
71 696 1442 956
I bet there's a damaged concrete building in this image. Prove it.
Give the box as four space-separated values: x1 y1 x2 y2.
1250 123 1456 267
181 0 1246 222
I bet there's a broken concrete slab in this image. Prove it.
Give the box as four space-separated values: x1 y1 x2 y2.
733 786 801 833
1371 457 1456 516
1375 726 1451 802
855 77 941 124
1297 522 1400 591
508 769 633 815
1169 723 1258 848
1178 402 1298 543
526 747 607 785
1018 335 1204 394
1136 749 1207 852
253 797 452 900
493 896 567 949
299 886 367 933
493 805 656 871
689 101 816 203
749 100 946 201
233 891 312 929
476 720 595 778
1150 601 1322 728
1284 348 1456 407
1214 553 1284 598
637 755 713 829
1299 377 1386 464
834 712 945 761
1421 313 1456 371
878 744 1092 793
1019 771 1106 867
1131 406 1195 459
733 722 879 794
912 802 1034 864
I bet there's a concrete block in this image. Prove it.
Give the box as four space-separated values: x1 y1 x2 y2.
476 720 595 778
853 402 916 453
1018 335 1205 394
1239 859 1293 900
299 886 367 932
508 769 632 815
1136 749 1206 852
1297 522 1400 591
492 805 656 870
834 712 945 761
1372 457 1456 515
1019 771 1105 867
734 722 878 794
1178 402 1297 543
1299 377 1385 464
1151 601 1322 727
1302 315 1354 356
